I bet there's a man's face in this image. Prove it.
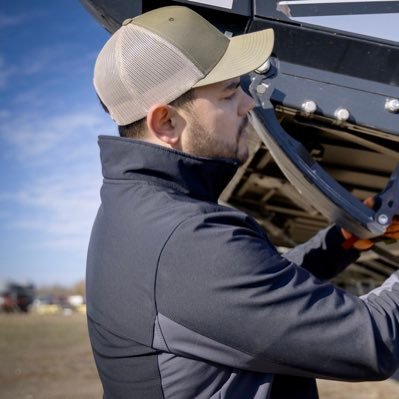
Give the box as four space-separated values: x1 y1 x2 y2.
180 77 256 164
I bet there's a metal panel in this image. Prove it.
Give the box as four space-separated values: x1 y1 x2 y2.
249 18 399 87
174 0 251 15
262 64 399 138
80 0 142 32
254 0 399 19
276 0 399 17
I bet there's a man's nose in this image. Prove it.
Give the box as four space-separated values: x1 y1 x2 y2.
239 89 256 116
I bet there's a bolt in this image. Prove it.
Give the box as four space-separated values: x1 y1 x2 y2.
256 83 269 94
385 98 399 113
377 214 389 225
334 108 350 122
302 100 317 114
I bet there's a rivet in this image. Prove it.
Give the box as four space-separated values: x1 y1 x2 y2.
385 98 399 113
302 100 317 114
334 108 350 122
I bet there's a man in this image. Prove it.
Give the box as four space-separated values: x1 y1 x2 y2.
86 6 399 398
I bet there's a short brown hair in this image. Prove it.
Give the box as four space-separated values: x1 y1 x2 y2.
98 90 195 139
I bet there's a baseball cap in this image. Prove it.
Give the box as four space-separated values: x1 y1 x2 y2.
94 6 274 126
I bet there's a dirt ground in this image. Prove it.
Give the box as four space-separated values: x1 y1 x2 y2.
0 313 102 399
0 313 398 399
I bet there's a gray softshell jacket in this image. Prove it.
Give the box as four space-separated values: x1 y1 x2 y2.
87 136 399 399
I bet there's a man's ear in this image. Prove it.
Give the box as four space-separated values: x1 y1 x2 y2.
146 104 181 146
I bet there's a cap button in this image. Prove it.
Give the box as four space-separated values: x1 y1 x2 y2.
122 18 133 26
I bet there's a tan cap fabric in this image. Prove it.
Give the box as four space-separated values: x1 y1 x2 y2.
94 6 274 126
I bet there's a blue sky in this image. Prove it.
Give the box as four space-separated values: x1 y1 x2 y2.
0 1 115 286
0 1 397 287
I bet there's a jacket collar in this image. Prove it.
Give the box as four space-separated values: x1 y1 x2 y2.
98 136 240 202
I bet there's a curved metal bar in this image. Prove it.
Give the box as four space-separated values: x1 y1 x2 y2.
248 95 388 238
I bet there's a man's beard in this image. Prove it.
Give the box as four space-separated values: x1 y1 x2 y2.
183 114 249 164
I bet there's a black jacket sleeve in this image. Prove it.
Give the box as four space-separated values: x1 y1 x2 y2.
155 210 399 381
284 225 360 279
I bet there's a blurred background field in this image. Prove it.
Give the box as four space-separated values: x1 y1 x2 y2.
0 313 102 399
1 313 399 399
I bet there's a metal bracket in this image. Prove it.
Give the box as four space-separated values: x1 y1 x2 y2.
248 73 398 239
374 165 399 227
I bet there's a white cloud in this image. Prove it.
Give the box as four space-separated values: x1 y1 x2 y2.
0 42 97 93
0 109 10 119
0 107 113 162
0 13 25 29
19 45 94 77
0 106 115 251
0 55 15 90
8 169 102 250
8 86 47 108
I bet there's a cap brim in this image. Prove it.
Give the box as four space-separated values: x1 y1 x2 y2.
193 28 274 88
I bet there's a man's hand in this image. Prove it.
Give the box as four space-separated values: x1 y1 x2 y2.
341 197 399 250
383 216 399 240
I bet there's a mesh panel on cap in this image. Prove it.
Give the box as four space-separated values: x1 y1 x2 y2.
95 25 204 126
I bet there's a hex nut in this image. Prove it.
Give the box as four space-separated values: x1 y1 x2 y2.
385 99 399 113
302 100 317 114
334 108 350 121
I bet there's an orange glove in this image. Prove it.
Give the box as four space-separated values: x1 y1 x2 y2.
383 216 399 241
341 197 399 251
